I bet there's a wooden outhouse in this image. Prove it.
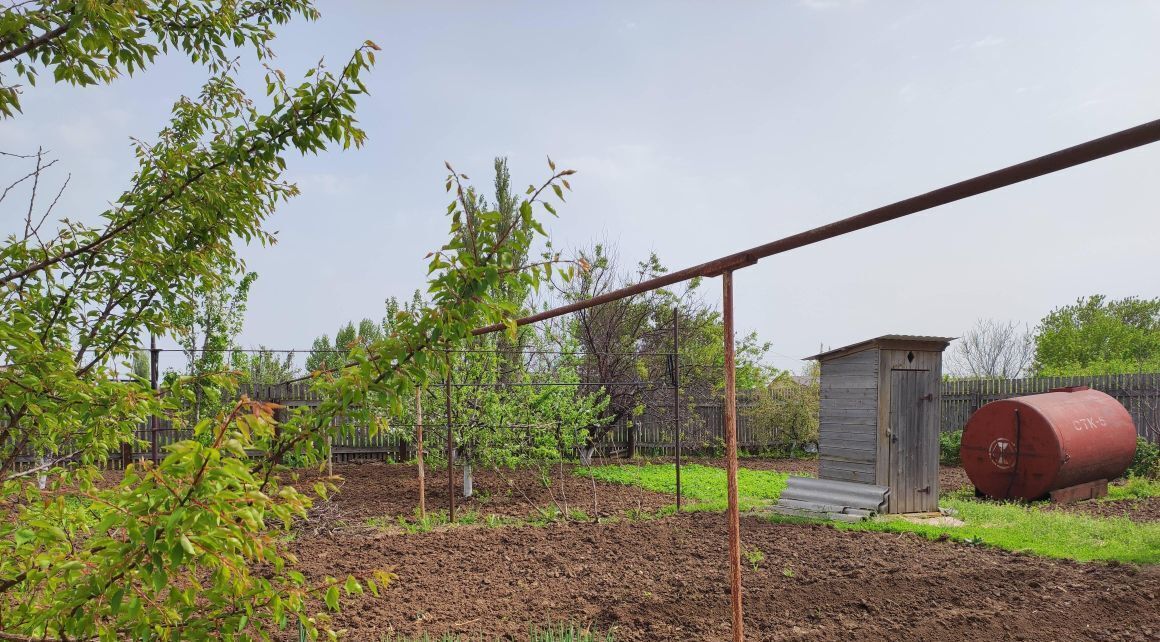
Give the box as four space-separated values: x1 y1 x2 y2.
807 335 952 514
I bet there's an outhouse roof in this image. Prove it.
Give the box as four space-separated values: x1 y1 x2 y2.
805 335 954 362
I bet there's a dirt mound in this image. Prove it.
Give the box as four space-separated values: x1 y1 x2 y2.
940 465 973 494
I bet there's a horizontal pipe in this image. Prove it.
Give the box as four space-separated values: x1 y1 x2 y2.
473 117 1160 336
450 381 667 388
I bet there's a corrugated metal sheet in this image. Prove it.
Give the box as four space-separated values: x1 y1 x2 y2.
777 476 889 513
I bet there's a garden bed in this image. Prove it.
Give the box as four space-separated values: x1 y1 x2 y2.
1043 496 1160 523
288 510 1159 641
279 461 1159 640
290 461 675 529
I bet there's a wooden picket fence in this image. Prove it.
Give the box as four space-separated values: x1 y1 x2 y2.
609 373 1160 456
940 373 1160 443
12 373 1160 470
89 383 409 470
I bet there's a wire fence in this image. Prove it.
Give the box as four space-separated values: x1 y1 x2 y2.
11 369 1160 472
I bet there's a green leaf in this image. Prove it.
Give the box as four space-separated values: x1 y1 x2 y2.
324 585 340 611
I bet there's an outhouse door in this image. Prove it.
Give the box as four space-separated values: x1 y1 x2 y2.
888 369 939 513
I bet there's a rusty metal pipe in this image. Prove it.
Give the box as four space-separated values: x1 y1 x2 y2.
473 117 1160 337
673 305 682 513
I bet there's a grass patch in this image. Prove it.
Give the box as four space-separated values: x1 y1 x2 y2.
830 498 1160 564
365 509 485 534
584 463 1158 564
579 463 790 511
1106 476 1160 501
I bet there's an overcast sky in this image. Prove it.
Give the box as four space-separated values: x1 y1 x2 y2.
4 1 1160 374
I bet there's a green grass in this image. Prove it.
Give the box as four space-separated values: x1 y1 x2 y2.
579 463 790 511
829 497 1160 564
1106 476 1160 501
582 462 1160 564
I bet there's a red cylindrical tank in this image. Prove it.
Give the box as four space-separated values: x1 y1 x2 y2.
960 387 1137 500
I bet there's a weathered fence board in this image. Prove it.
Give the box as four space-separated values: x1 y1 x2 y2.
12 373 1160 470
941 373 1160 443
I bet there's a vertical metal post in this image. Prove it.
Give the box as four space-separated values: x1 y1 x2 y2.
722 271 744 642
445 349 456 522
416 387 426 520
149 334 159 465
672 306 682 512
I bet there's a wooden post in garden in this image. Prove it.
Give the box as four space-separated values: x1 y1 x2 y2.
416 387 426 520
721 270 744 642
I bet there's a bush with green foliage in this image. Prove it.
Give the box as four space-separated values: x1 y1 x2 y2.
940 430 963 466
743 366 820 453
1033 295 1160 375
1129 437 1160 479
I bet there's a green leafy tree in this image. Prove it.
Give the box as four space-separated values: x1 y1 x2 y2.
440 332 608 492
0 2 459 638
376 161 602 494
744 364 819 454
3 139 573 642
280 159 578 481
1033 295 1160 375
305 318 383 375
231 347 301 385
171 271 257 420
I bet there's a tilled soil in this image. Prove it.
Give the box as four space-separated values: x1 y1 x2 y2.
289 511 1159 641
940 465 973 494
1044 496 1160 523
289 461 674 528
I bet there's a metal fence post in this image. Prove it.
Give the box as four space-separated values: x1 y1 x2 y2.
672 306 682 512
445 348 455 522
416 387 426 520
150 334 159 465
